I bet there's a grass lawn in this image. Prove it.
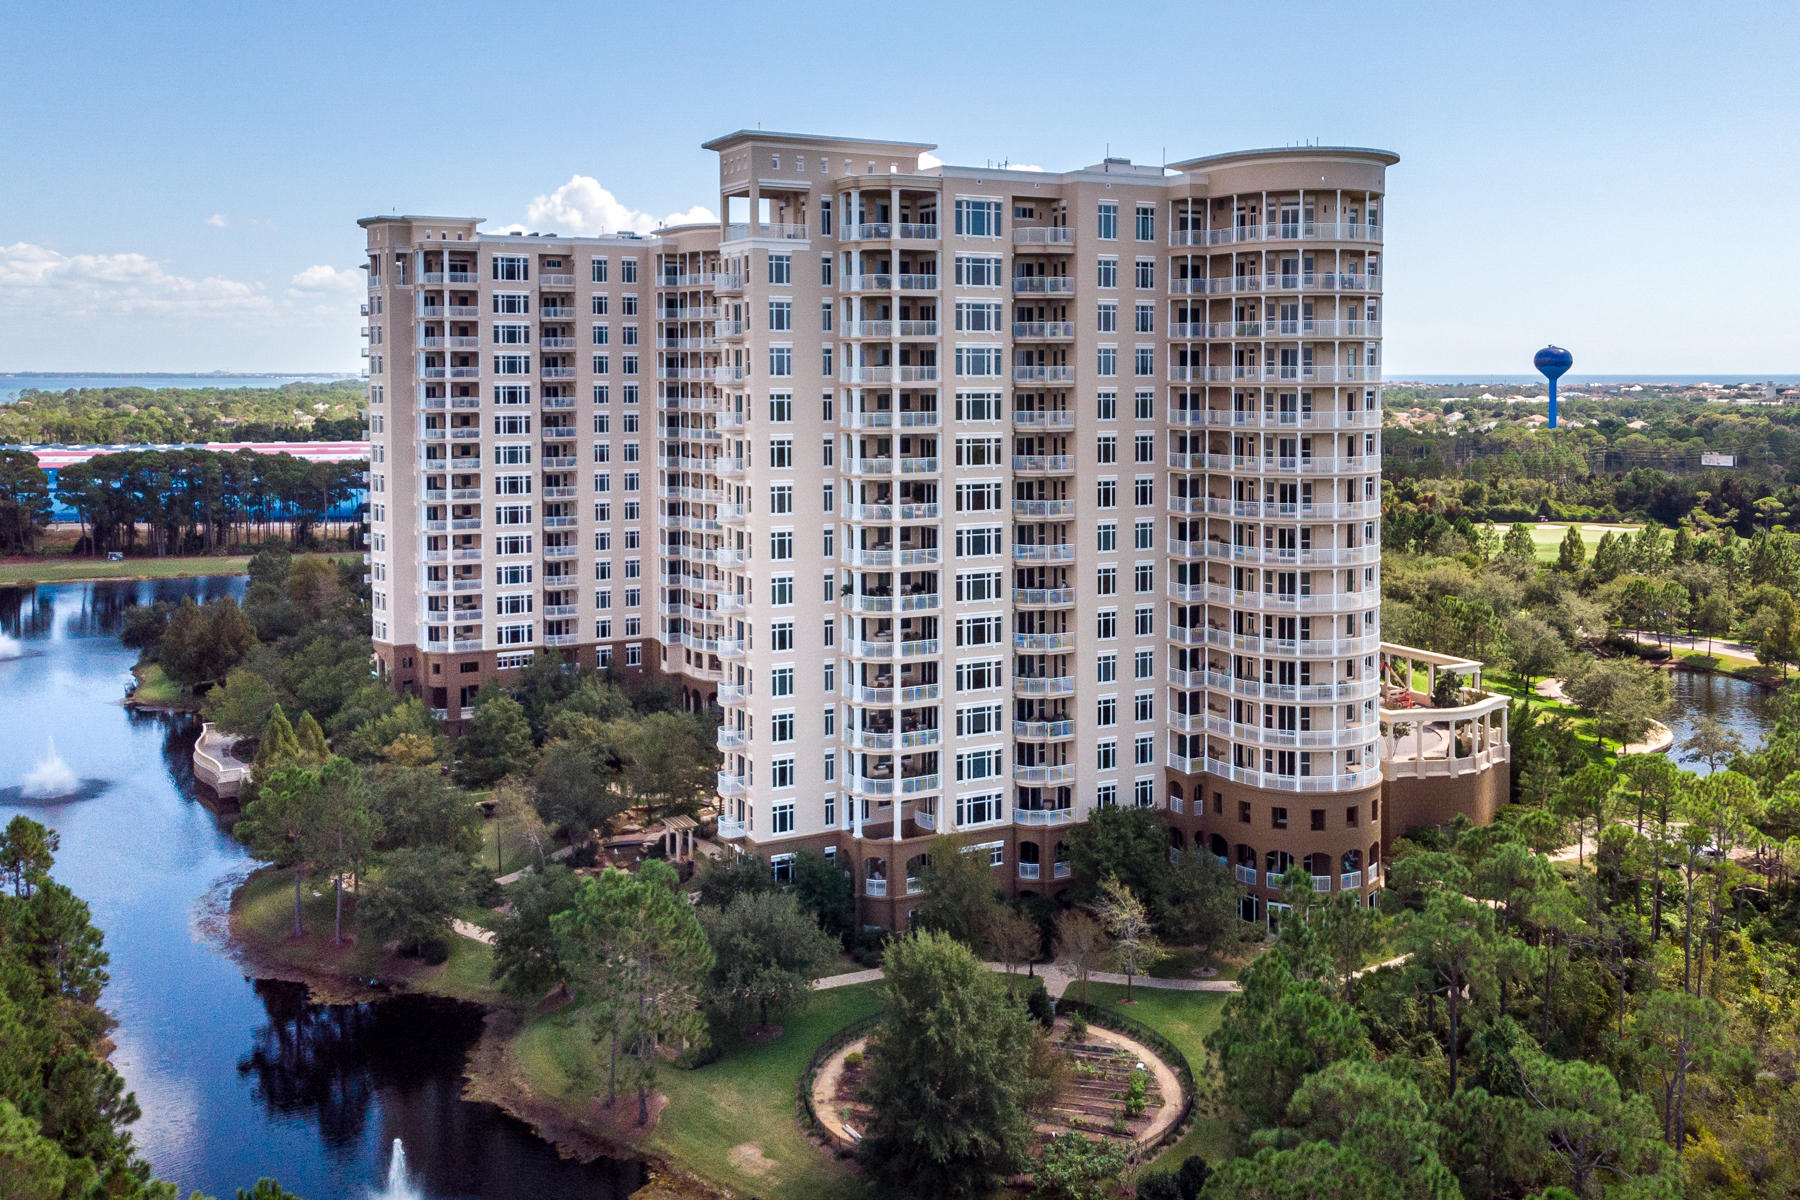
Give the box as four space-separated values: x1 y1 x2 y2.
129 662 189 708
233 865 506 1006
1147 943 1257 982
1483 521 1641 562
0 553 255 584
509 982 883 1200
1080 982 1234 1170
477 817 539 879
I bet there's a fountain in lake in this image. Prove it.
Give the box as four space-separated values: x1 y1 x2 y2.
23 737 78 799
370 1139 422 1200
3 736 105 806
0 632 23 660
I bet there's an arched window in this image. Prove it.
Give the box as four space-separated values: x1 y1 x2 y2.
1209 833 1229 860
1167 780 1185 813
1019 840 1041 880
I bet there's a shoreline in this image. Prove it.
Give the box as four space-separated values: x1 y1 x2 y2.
221 867 729 1197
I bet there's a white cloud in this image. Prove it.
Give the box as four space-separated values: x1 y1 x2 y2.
205 213 228 228
0 242 274 320
915 151 1042 173
288 264 363 294
504 175 718 236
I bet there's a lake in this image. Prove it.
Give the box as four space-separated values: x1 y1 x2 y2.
0 580 642 1200
1663 668 1774 775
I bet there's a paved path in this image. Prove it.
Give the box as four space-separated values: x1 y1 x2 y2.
1535 677 1672 755
451 918 496 946
1620 629 1762 665
814 960 1245 997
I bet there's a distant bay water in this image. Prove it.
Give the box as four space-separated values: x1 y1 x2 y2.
0 373 354 403
1390 373 1800 386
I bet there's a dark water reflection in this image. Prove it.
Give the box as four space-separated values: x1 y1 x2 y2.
1665 669 1774 775
0 580 642 1200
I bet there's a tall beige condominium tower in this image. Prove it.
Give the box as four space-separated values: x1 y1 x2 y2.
361 131 1510 927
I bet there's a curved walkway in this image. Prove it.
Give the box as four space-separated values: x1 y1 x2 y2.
813 960 1244 997
810 1020 1185 1151
1535 677 1673 755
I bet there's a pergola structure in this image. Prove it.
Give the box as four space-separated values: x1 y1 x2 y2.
1378 642 1509 779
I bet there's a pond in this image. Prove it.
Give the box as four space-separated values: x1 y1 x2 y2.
1662 668 1775 775
0 580 643 1200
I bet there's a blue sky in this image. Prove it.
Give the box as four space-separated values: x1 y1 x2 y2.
2 0 1795 374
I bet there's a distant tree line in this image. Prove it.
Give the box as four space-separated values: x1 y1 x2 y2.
54 448 366 555
0 381 363 444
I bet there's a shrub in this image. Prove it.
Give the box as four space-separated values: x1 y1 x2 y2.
1067 1011 1088 1041
1027 984 1056 1028
843 1050 864 1070
1125 1069 1148 1117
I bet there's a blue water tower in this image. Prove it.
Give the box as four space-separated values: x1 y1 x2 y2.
1534 345 1573 428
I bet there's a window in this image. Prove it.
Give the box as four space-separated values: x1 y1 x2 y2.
1097 783 1118 809
768 392 793 423
955 480 1002 512
769 254 791 284
1097 256 1118 288
1134 477 1154 506
1097 608 1118 638
954 254 1003 287
589 258 608 283
956 614 1004 647
1134 346 1154 377
1135 203 1155 242
1134 604 1153 635
1135 302 1155 334
620 258 637 283
770 529 794 560
1097 434 1117 465
954 438 1004 469
957 702 1005 737
1097 302 1118 333
954 525 1003 557
1134 563 1155 593
770 483 793 514
1134 434 1153 464
1097 346 1117 376
771 758 795 789
955 345 1003 376
1311 808 1327 831
770 438 793 469
493 255 528 281
1097 652 1117 682
1135 734 1154 765
1097 521 1117 553
1096 479 1117 508
591 294 608 316
1097 201 1118 240
1096 389 1117 420
771 712 796 742
771 575 795 605
954 198 1002 237
771 666 796 697
1134 777 1156 807
1134 692 1154 722
956 748 1004 783
494 293 530 314
956 569 1003 603
771 621 795 651
1135 258 1155 289
955 658 1004 692
957 791 1003 827
768 300 792 331
1135 649 1154 679
1272 807 1289 830
769 345 793 376
955 390 1003 421
1097 696 1118 726
955 301 1004 332
1135 520 1154 551
1097 740 1117 770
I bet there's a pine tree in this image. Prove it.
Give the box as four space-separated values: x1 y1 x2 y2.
293 710 329 764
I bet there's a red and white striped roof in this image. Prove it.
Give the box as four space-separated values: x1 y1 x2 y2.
18 441 370 469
